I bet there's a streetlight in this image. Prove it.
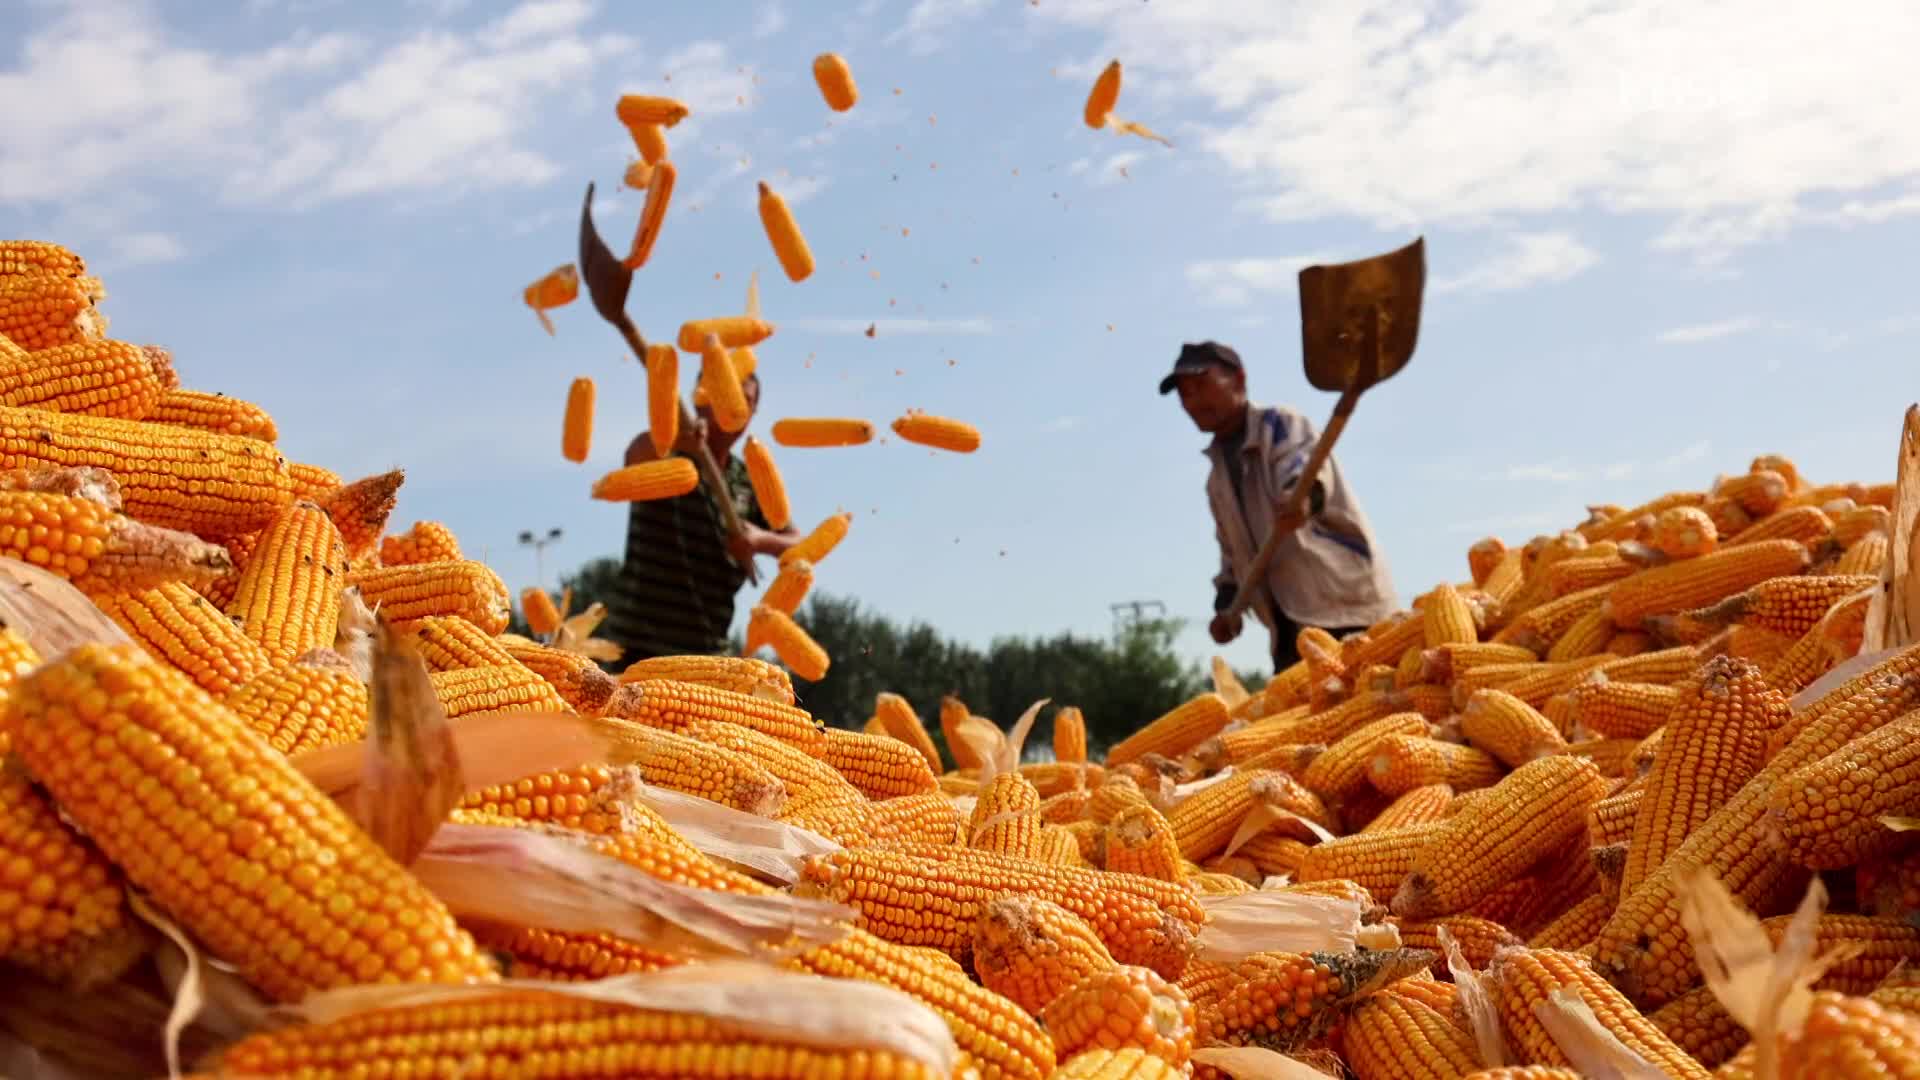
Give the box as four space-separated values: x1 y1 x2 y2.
519 527 564 589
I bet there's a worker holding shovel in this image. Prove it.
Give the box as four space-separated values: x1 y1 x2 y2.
1162 340 1398 671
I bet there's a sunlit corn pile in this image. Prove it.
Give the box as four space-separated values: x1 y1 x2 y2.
4 63 1920 1080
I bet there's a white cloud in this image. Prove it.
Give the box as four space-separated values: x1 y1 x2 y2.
1184 253 1334 308
1432 232 1599 295
1040 415 1083 433
1600 462 1638 481
1654 316 1762 345
108 231 187 267
778 175 830 205
753 4 788 39
1089 151 1142 187
656 41 755 117
0 0 628 210
1507 462 1581 484
1030 1 1920 265
786 317 995 335
1659 440 1713 469
1446 511 1563 535
889 0 993 54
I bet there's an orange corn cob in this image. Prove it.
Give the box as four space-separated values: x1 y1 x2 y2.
1491 947 1710 1079
969 771 1045 857
866 791 963 846
618 654 796 705
0 338 164 419
1393 756 1608 919
1106 692 1230 766
96 580 271 697
287 461 341 501
226 502 349 661
1527 893 1614 951
1587 781 1643 848
1422 582 1478 647
1690 571 1877 638
1300 711 1430 804
1201 948 1439 1055
1296 823 1443 903
430 662 569 720
758 180 815 283
222 651 369 755
409 614 516 672
149 388 278 441
602 676 820 748
1717 469 1789 515
1603 538 1811 628
1103 803 1185 883
0 241 86 278
1563 679 1678 739
1729 504 1832 546
1388 913 1523 974
868 690 941 772
592 458 699 502
1832 505 1891 547
892 411 982 453
501 639 619 713
749 603 829 681
615 94 687 129
1043 966 1195 1069
697 333 750 434
1461 688 1568 766
467 923 679 980
309 469 400 566
520 585 562 636
560 376 593 463
1621 655 1780 896
811 53 859 111
771 416 874 448
346 559 511 634
675 316 774 354
781 510 852 568
1053 704 1088 764
1367 735 1502 796
1772 708 1920 869
0 273 99 350
643 343 678 458
584 719 786 816
972 894 1117 1014
817 725 938 799
741 434 790 530
1544 604 1613 660
623 159 675 270
4 644 496 1000
1363 784 1457 833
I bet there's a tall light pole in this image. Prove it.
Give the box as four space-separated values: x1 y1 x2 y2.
519 527 564 589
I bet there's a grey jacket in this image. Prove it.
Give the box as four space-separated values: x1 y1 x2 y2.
1207 401 1398 632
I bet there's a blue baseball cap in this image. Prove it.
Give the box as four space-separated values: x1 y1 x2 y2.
1158 341 1243 394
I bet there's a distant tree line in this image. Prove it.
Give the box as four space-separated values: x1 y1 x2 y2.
515 556 1262 760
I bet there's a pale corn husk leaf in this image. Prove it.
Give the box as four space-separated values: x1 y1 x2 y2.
1193 889 1362 963
745 268 761 319
414 823 850 958
1224 803 1336 856
332 585 376 682
1190 1046 1333 1079
1356 922 1404 950
356 623 461 866
1445 928 1508 1068
1864 407 1920 651
628 780 841 882
1260 874 1294 889
552 601 615 658
968 807 1042 844
999 697 1049 774
1168 767 1239 807
1104 113 1173 147
951 794 977 820
1531 986 1667 1080
0 557 133 660
276 962 958 1076
292 709 610 800
128 892 198 1080
1882 815 1920 832
956 716 1009 784
1790 640 1897 711
1212 655 1251 708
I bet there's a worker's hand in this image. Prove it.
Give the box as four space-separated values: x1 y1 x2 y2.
1209 611 1242 644
726 526 759 565
674 416 709 457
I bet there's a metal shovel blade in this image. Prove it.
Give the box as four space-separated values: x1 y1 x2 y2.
577 181 635 329
1297 236 1426 394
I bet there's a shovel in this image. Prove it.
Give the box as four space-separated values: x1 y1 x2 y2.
1220 236 1426 643
577 182 759 585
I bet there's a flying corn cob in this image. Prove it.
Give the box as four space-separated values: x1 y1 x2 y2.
621 158 654 190
148 388 278 441
677 317 774 354
592 459 700 502
813 52 859 111
560 376 593 463
615 93 689 129
625 159 676 270
749 603 829 681
3 643 496 1000
629 121 669 163
757 180 816 283
741 434 790 529
772 416 874 447
761 557 814 615
698 332 751 434
642 342 679 458
893 411 981 453
522 264 577 336
519 585 562 636
781 510 852 568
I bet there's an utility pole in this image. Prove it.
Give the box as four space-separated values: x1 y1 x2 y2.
519 527 564 589
1110 600 1166 635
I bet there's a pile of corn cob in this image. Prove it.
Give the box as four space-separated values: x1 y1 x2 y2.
4 233 1920 1079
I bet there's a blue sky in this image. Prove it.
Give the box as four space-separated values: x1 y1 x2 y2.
3 0 1917 678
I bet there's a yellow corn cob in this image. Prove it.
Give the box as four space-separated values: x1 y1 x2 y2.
781 509 852 567
1043 966 1194 1069
1422 582 1478 647
1296 823 1443 903
409 614 517 672
430 662 569 720
1690 571 1877 638
1491 948 1710 1079
1173 769 1332 860
1653 506 1723 559
1605 630 1654 655
1622 655 1780 895
971 894 1117 1015
1832 504 1891 546
757 180 816 282
1201 948 1439 1055
5 644 496 1000
623 158 676 270
860 690 939 773
1761 587 1873 694
585 719 786 816
96 580 270 697
1088 773 1152 825
663 723 861 832
1527 893 1614 952
695 332 750 434
1592 644 1920 1007
635 342 678 459
0 273 99 350
1479 546 1527 604
1388 913 1523 974
676 316 774 354
149 388 278 441
1084 60 1122 127
817 726 938 799
1772 708 1920 869
615 93 688 128
892 411 982 453
222 651 369 755
968 770 1044 857
1726 622 1794 666
1545 553 1639 598
752 560 812 620
1468 537 1507 585
0 338 164 419
1461 689 1568 767
0 405 293 536
1019 760 1100 797
739 434 791 530
1586 781 1643 847
1492 587 1610 654
1393 756 1608 919
467 923 680 980
501 639 618 713
559 376 593 463
1718 469 1790 515
1300 711 1430 803
1367 735 1501 796
1729 504 1833 547
619 654 796 705
519 585 562 636
1544 604 1613 660
0 487 231 595
286 461 341 501
1425 642 1540 682
224 502 348 661
788 926 1055 1080
866 790 963 846
749 603 830 681
799 845 1204 978
602 673 821 748
1604 538 1811 627
1647 985 1750 1069
458 800 772 897
198 987 950 1080
1048 704 1089 764
307 469 400 567
1103 803 1185 883
347 558 511 633
591 458 699 502
1106 692 1231 766
1563 679 1678 738
0 241 85 279
1363 783 1457 833
771 416 874 447
1459 1070 1582 1080
811 52 859 111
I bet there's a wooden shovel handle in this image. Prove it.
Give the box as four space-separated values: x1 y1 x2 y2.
1222 387 1361 623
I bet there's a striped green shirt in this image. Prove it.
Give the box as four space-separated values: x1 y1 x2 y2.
602 452 768 661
